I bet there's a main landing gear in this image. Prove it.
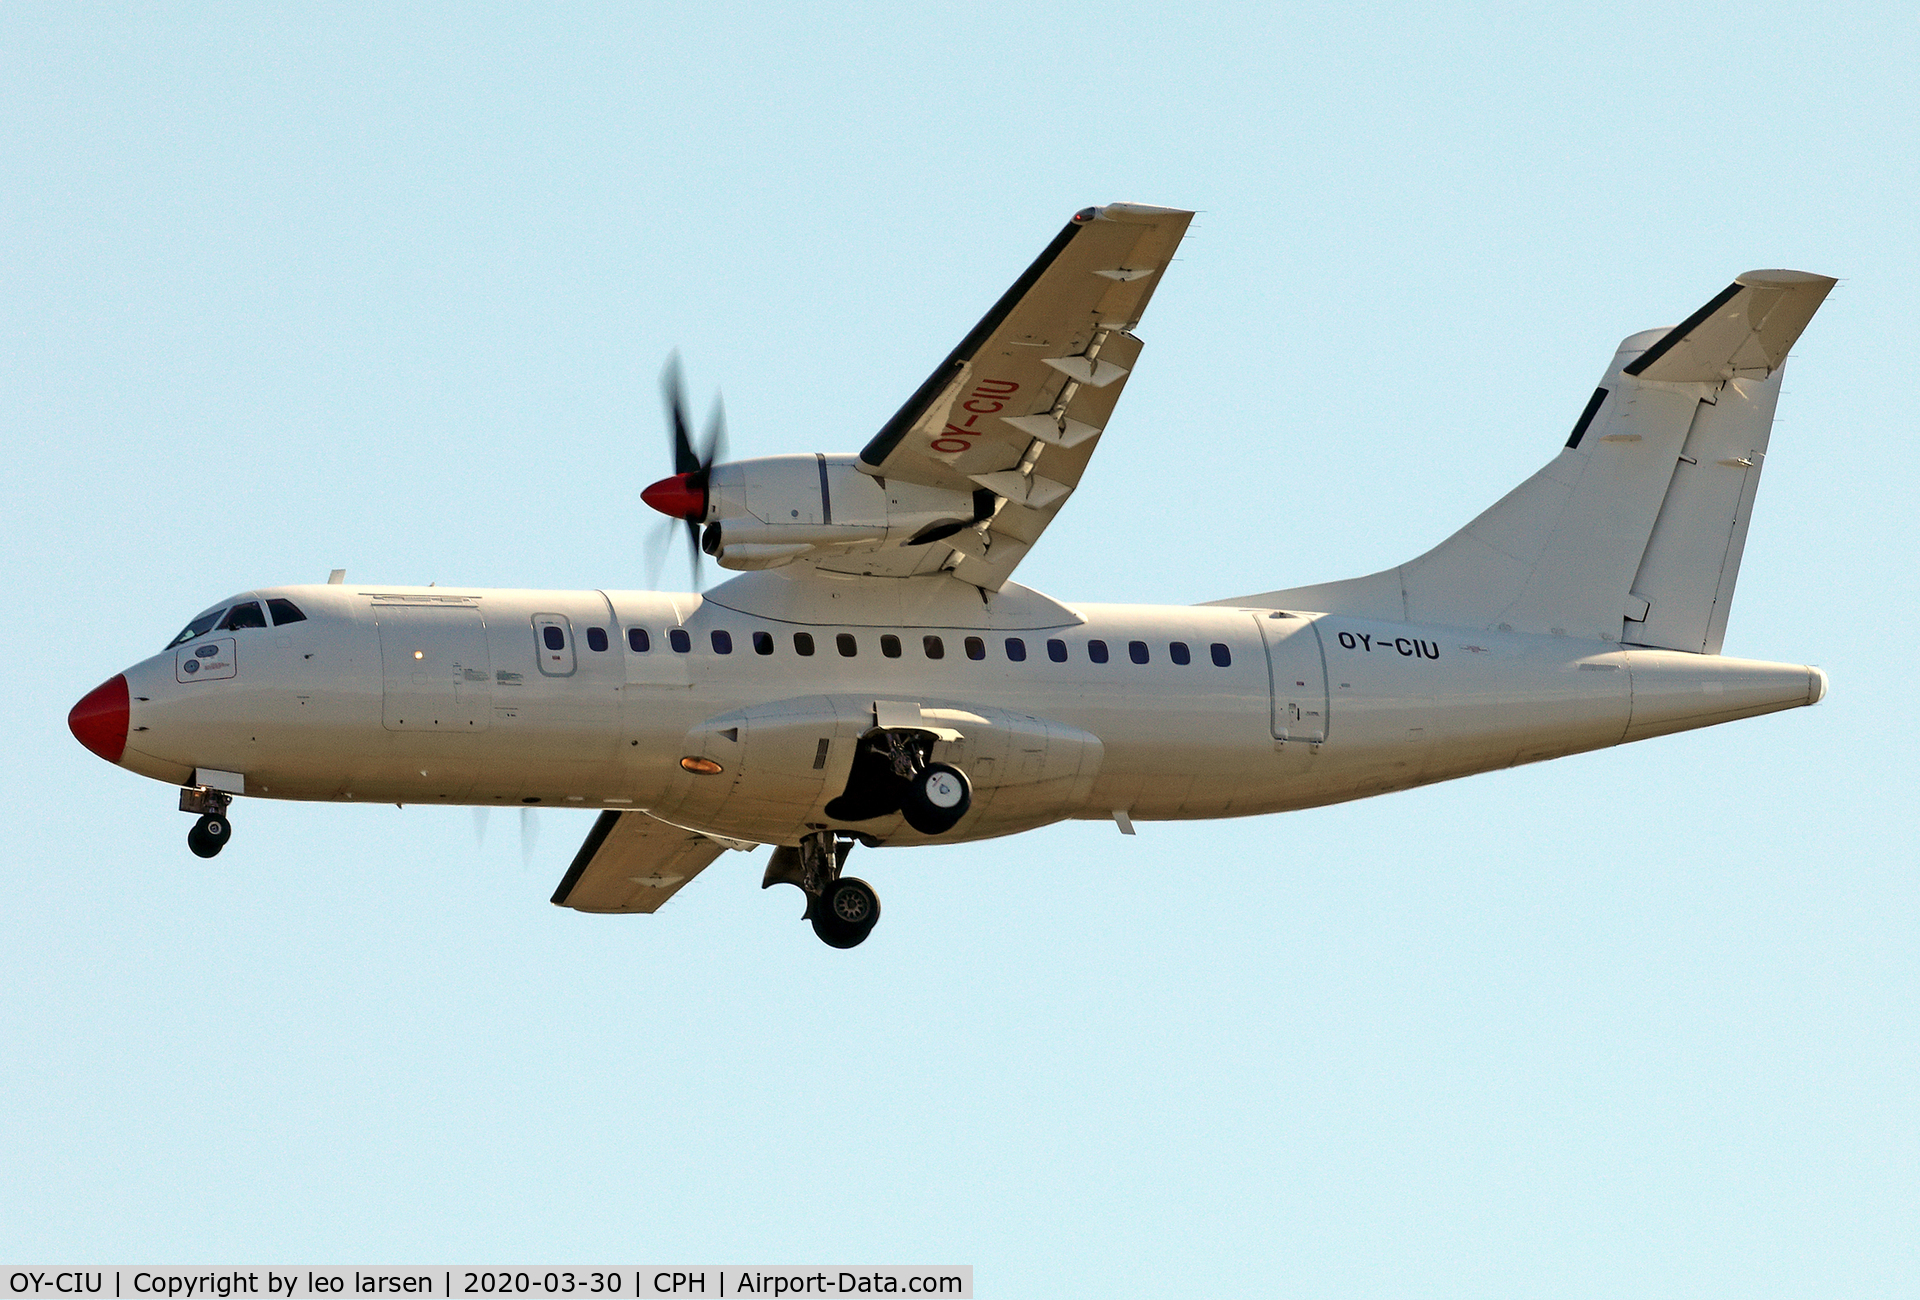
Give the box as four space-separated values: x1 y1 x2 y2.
180 785 232 859
764 830 882 949
768 725 972 949
823 728 973 835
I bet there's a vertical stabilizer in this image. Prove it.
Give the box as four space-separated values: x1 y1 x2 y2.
1215 271 1835 649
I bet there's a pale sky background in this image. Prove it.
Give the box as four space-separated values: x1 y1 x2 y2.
4 3 1916 1294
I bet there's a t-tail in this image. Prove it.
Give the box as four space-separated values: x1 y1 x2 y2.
1218 269 1837 655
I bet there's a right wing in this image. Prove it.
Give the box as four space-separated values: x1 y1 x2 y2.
550 811 731 914
839 202 1193 590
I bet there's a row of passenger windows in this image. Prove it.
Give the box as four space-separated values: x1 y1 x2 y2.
548 623 1233 668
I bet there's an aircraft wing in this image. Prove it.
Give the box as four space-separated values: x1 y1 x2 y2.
550 810 733 914
839 202 1193 590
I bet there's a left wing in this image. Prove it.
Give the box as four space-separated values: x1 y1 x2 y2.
550 811 734 914
843 202 1193 590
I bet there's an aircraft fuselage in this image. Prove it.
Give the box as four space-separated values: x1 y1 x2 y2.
98 581 1823 849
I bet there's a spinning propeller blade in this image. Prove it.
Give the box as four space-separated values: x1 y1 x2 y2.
644 354 729 589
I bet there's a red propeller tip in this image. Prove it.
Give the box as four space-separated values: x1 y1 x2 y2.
642 472 708 521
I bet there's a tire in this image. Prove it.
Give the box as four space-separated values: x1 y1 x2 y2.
188 813 229 859
900 762 970 835
811 877 880 948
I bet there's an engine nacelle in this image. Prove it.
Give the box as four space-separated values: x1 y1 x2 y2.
699 455 980 570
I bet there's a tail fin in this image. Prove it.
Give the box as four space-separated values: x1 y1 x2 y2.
1217 270 1835 651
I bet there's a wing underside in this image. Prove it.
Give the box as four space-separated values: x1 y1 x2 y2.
550 810 731 914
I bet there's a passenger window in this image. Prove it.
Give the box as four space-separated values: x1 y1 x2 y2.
1129 640 1149 664
1211 642 1232 667
753 631 774 655
923 635 945 660
964 636 985 661
1088 639 1109 664
266 598 307 626
836 633 858 657
628 628 650 652
881 634 901 659
1170 641 1192 665
1005 637 1027 662
1047 639 1067 663
218 601 268 631
794 632 815 656
586 627 609 652
167 610 224 649
670 629 691 653
543 626 566 651
711 630 733 654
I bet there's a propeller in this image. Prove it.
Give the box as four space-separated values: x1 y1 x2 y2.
473 804 539 869
642 354 729 588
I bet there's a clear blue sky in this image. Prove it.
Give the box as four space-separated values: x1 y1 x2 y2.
5 3 1915 1294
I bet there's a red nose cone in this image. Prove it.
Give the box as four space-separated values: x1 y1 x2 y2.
70 674 130 765
641 472 708 521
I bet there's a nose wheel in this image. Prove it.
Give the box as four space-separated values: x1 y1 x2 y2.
187 813 231 859
180 785 233 859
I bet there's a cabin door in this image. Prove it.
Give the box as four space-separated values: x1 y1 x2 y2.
1256 613 1329 743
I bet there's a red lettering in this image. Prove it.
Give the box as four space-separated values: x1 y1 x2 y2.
929 381 1016 454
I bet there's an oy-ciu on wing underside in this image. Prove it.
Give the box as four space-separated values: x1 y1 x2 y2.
820 203 1194 591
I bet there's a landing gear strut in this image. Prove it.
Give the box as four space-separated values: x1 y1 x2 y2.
763 830 882 949
180 786 232 859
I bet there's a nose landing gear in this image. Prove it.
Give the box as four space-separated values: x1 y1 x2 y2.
180 786 233 859
763 830 882 948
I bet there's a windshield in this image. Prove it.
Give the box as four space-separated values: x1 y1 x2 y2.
165 594 308 649
218 601 267 630
166 608 226 649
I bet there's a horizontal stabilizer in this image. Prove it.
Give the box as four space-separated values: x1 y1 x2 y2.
1624 270 1836 383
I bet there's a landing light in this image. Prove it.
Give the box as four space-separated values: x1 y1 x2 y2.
680 756 724 775
413 650 424 659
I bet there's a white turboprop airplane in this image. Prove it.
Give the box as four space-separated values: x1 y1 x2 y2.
69 203 1835 948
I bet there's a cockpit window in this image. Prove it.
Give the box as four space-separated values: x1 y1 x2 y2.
266 598 307 626
166 609 225 649
218 601 268 631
